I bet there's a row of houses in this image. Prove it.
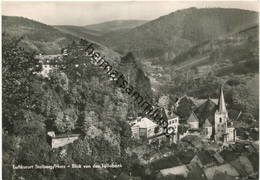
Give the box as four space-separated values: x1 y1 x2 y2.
158 144 258 180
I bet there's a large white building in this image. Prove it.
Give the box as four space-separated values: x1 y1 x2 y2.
130 117 158 139
130 111 180 144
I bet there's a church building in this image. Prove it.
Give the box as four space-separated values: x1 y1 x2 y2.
185 87 236 143
214 87 236 142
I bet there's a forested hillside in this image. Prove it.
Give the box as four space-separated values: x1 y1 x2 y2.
2 34 152 179
2 16 79 54
101 8 258 59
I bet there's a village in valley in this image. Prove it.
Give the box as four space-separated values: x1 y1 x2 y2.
125 88 258 180
2 2 259 180
38 50 259 180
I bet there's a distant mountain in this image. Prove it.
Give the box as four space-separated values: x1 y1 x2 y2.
2 16 79 54
3 8 258 59
147 22 258 89
100 8 258 59
54 25 102 37
84 20 148 34
2 16 149 54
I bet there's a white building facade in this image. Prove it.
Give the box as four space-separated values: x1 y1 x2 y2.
130 115 180 144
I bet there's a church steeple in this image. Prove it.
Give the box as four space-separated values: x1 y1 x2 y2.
218 86 227 114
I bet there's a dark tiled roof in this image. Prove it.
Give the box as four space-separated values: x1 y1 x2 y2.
187 163 207 180
197 150 216 166
212 170 236 180
178 149 196 164
170 112 179 119
151 155 181 170
195 99 217 127
230 158 248 177
213 152 225 164
247 153 259 172
220 150 240 162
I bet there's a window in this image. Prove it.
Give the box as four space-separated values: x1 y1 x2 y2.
219 118 222 123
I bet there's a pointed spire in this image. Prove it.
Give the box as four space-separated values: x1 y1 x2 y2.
218 85 227 113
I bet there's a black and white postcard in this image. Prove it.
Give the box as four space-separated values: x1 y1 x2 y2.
2 1 259 180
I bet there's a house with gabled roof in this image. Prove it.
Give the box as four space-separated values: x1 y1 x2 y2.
131 117 158 139
229 156 254 178
212 171 236 180
190 150 217 168
247 152 259 173
220 149 240 162
213 152 225 164
204 163 240 180
186 163 207 180
187 112 199 129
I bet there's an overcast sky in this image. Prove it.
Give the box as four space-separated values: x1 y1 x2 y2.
2 1 259 26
